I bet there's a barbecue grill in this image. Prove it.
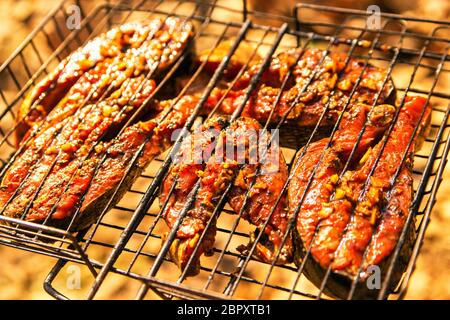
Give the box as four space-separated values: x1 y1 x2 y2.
0 0 448 300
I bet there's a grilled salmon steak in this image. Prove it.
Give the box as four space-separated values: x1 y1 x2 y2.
331 97 430 276
1 18 194 229
227 127 291 265
160 116 290 275
290 96 431 298
289 102 395 260
172 48 395 131
205 48 395 128
50 95 199 229
172 47 396 148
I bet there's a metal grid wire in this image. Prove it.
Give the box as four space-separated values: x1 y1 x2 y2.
0 0 448 300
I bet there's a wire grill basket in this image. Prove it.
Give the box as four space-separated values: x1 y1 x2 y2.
0 0 448 300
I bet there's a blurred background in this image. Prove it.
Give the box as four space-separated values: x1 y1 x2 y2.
0 0 448 299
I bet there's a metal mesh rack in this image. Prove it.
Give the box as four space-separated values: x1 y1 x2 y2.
0 0 448 300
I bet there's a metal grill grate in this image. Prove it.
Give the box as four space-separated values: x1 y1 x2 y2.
0 0 448 300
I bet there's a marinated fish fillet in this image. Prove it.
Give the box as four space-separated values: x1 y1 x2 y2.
201 48 396 128
16 22 131 144
181 118 263 274
289 103 395 260
23 77 156 224
172 47 396 149
12 17 193 186
8 59 123 200
165 117 260 276
153 47 397 272
50 95 199 230
1 76 156 221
